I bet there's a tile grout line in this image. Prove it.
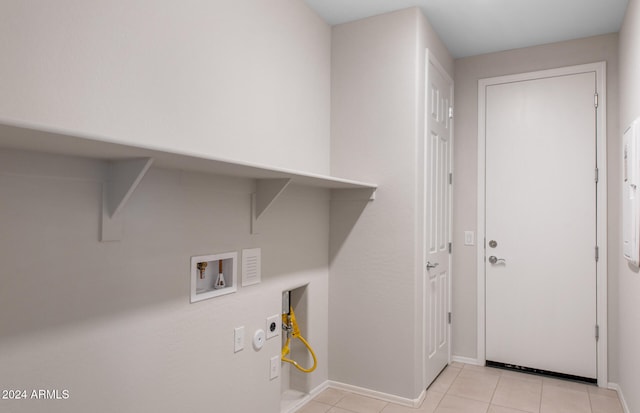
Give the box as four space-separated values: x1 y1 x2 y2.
538 376 544 413
487 373 502 409
493 373 544 413
429 366 455 412
587 390 595 413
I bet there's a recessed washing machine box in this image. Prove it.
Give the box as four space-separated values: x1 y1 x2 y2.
190 252 237 303
623 118 640 266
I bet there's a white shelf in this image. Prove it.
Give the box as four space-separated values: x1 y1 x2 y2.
0 120 376 189
0 120 377 239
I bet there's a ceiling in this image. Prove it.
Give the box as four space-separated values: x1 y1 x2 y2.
303 0 629 58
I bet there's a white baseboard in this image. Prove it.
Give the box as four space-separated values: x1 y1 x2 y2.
296 368 503 413
328 380 425 408
309 381 330 397
451 355 483 366
282 382 329 413
608 383 630 413
281 392 309 413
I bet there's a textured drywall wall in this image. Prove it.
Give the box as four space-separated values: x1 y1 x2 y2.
330 7 453 399
0 0 331 174
452 34 619 381
0 149 330 413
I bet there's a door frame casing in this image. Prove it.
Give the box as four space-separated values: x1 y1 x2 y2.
476 62 608 386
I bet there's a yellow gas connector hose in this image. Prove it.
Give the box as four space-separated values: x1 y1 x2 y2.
281 306 317 373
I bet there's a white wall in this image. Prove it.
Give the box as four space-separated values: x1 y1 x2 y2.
0 1 334 411
330 7 453 399
0 0 330 175
617 1 640 410
0 149 330 413
452 34 619 379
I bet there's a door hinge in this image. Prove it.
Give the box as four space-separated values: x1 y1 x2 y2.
595 325 600 341
594 93 599 108
449 172 453 185
448 312 452 324
449 107 454 119
595 246 599 262
448 242 452 254
595 167 599 184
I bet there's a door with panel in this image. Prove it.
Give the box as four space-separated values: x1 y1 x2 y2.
424 58 452 387
484 70 598 380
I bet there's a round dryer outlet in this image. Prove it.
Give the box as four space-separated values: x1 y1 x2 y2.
253 329 265 351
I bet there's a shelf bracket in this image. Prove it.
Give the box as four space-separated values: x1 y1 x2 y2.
101 157 154 242
251 178 291 234
330 187 377 201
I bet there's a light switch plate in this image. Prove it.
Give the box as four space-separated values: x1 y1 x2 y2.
234 326 244 353
464 231 475 246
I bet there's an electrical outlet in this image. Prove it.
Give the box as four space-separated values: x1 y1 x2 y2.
266 314 280 340
234 326 244 353
253 329 265 351
270 355 280 380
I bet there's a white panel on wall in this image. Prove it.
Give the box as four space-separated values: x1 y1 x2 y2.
623 118 640 266
242 248 261 287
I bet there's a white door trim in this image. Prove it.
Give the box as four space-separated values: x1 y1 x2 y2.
476 62 608 386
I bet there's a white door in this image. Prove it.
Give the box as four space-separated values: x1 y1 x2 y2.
485 71 597 379
424 58 452 387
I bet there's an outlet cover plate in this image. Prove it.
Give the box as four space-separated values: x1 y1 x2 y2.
270 355 280 380
266 314 280 340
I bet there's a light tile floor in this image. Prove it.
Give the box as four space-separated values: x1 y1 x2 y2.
298 363 624 413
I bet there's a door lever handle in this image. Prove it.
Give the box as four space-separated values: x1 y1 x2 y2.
488 256 506 265
426 261 439 270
